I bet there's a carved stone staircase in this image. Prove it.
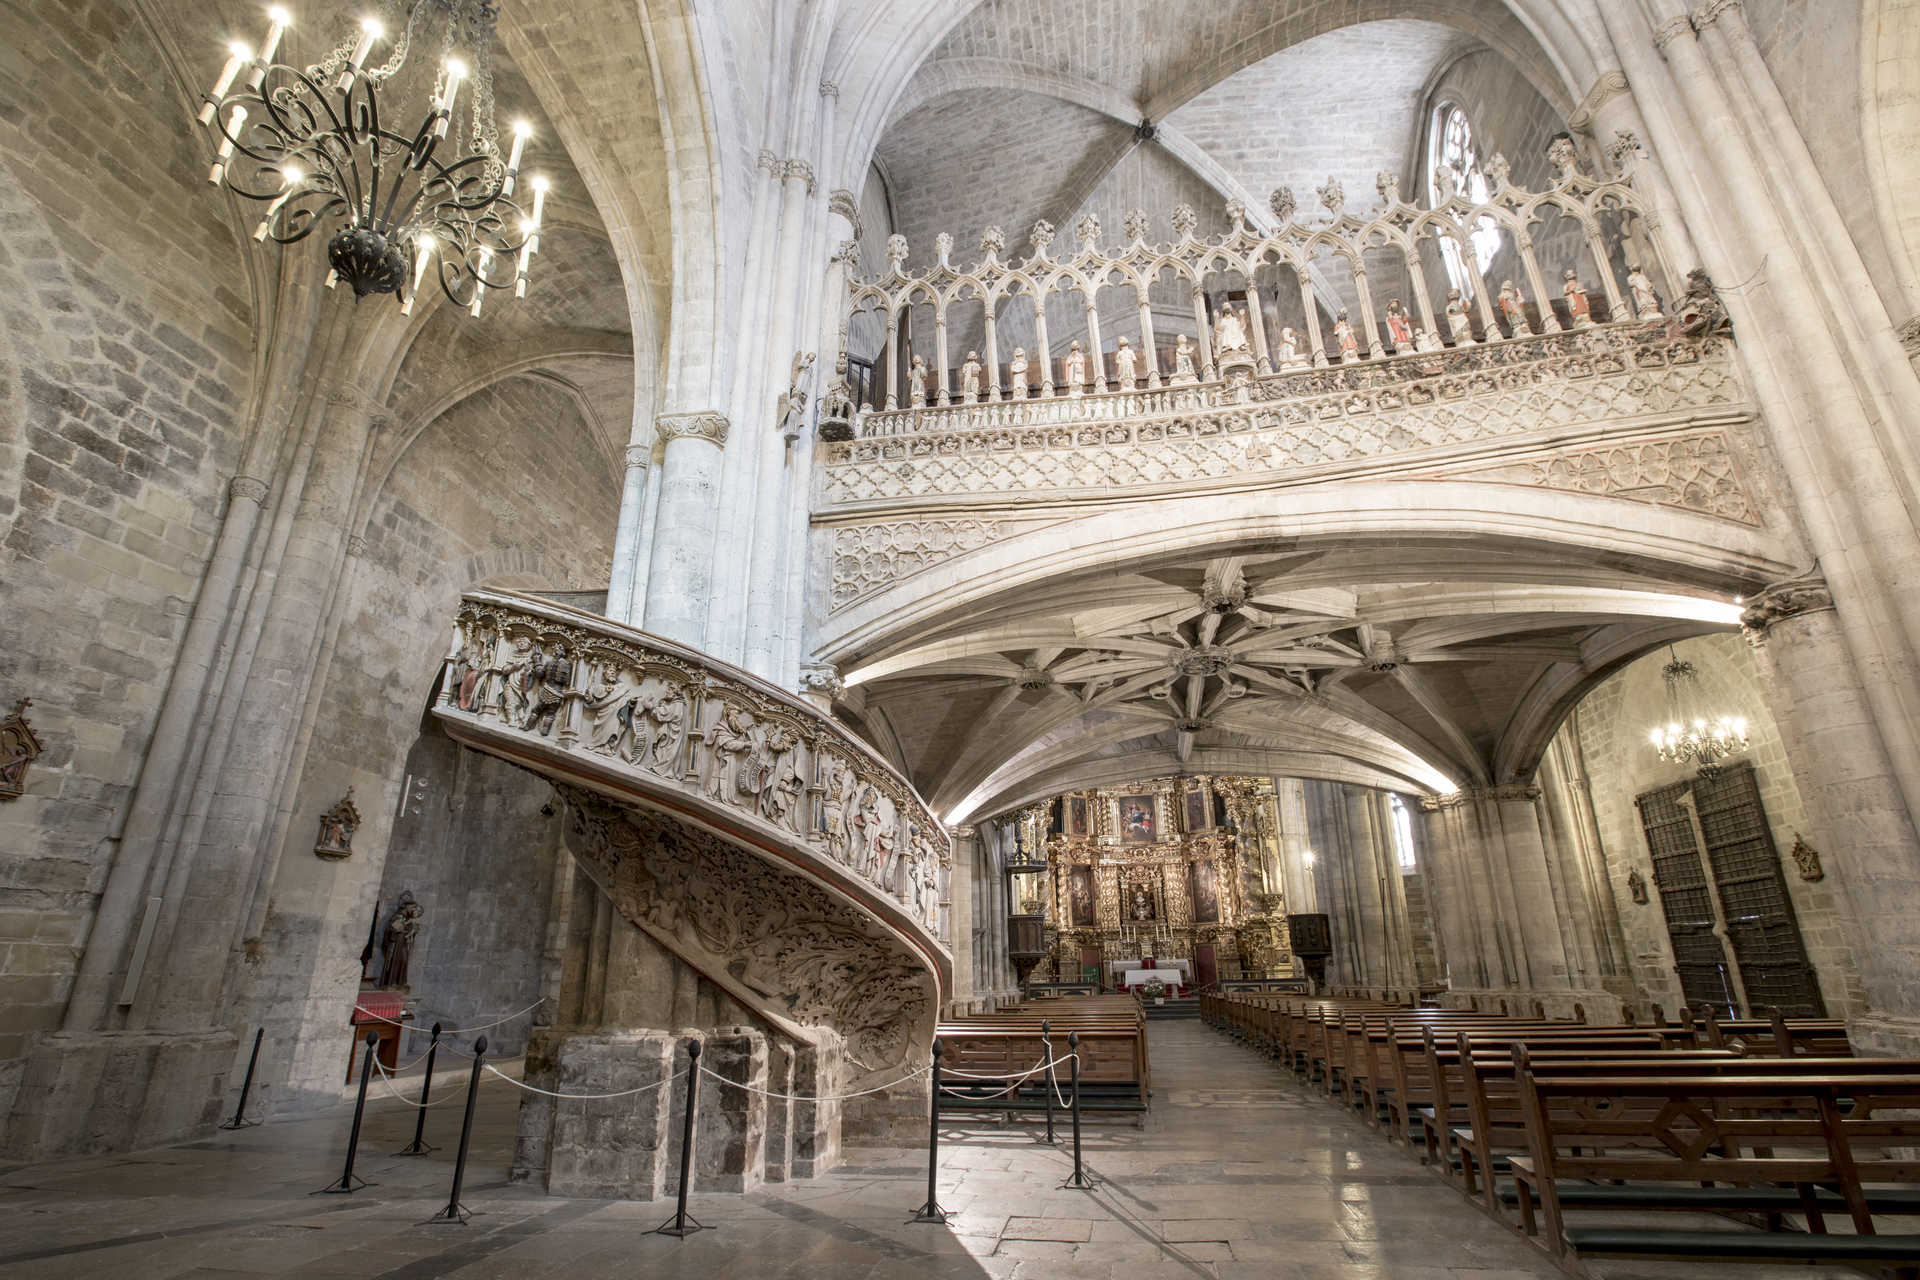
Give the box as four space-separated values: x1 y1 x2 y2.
433 590 952 1195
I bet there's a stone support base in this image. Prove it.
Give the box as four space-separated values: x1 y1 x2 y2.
1845 1012 1920 1058
2 1029 237 1159
515 1026 843 1199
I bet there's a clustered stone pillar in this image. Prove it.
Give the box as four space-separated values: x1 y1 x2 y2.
946 826 978 1014
1743 575 1920 1054
1303 781 1415 990
640 413 729 647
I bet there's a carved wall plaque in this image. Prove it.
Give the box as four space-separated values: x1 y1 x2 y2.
1627 867 1650 904
0 698 44 801
1790 832 1824 882
315 787 360 859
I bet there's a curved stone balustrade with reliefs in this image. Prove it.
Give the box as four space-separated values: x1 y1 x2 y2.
432 589 951 1091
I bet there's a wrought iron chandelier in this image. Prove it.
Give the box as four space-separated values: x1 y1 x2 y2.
1647 648 1749 774
196 0 547 316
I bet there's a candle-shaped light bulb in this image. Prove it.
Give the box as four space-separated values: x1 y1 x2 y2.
336 16 383 92
401 233 434 315
529 175 549 228
253 164 303 240
248 8 290 88
208 104 248 184
515 219 536 297
200 41 253 124
433 57 467 139
470 248 492 317
502 119 530 194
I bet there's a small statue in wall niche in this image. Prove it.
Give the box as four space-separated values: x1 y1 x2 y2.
378 892 423 989
1213 305 1250 355
1169 334 1198 384
453 628 493 711
777 350 815 443
1627 867 1650 905
1497 279 1534 337
703 705 757 804
1445 288 1475 345
1332 311 1360 361
489 635 536 723
819 757 854 862
1384 298 1414 349
582 662 641 757
645 684 688 772
0 698 44 802
907 354 929 408
1790 832 1825 882
960 350 983 403
1113 335 1138 389
314 787 360 860
1007 347 1029 397
1415 325 1445 354
1277 326 1305 369
818 375 856 442
1562 270 1593 326
1673 267 1732 338
1432 161 1460 204
1626 263 1663 321
1064 340 1088 396
519 645 570 736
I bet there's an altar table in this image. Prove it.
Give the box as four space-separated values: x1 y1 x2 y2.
1122 967 1186 994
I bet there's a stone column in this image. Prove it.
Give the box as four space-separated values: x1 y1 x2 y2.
605 444 654 625
1191 286 1215 381
1137 296 1160 387
946 826 978 1014
1743 576 1920 1053
641 413 729 648
1242 281 1272 375
1033 299 1053 397
1083 295 1105 392
1485 784 1573 989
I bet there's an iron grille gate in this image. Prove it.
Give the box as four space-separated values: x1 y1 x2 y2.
1635 762 1824 1018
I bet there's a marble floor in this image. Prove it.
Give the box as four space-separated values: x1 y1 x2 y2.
0 1021 1805 1278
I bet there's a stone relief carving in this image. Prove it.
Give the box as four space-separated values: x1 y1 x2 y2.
886 233 909 275
1740 574 1835 636
1628 868 1650 905
0 698 45 801
1790 832 1824 882
314 787 360 859
1172 203 1199 239
438 596 951 936
656 412 729 447
1316 177 1344 216
1442 432 1756 524
555 782 935 1077
830 517 1061 610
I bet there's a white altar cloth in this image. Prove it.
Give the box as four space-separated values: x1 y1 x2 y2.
1122 967 1186 989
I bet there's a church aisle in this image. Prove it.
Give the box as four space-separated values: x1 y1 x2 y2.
0 1021 1833 1279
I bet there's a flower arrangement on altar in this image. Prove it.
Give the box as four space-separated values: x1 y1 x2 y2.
1141 977 1167 1000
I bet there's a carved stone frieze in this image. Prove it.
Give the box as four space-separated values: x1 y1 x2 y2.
1740 573 1835 637
821 330 1745 509
553 783 936 1079
828 516 1063 611
656 411 729 447
1434 431 1757 524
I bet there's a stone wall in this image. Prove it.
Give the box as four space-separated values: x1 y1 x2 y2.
1550 632 1863 1019
0 0 254 1121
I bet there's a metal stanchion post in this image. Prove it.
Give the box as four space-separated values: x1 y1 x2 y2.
221 1027 263 1130
395 1022 442 1156
911 1039 948 1223
315 1031 377 1194
654 1039 707 1238
1059 1031 1097 1190
1038 1019 1055 1145
424 1034 487 1225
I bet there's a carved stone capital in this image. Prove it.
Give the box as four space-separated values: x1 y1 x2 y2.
343 534 367 558
1417 792 1462 812
826 188 862 240
952 825 977 839
1692 0 1741 28
798 662 845 699
624 444 651 470
1740 573 1835 637
1898 315 1920 358
1471 783 1542 804
1567 69 1629 134
655 411 729 448
784 159 816 195
228 475 269 505
1652 14 1696 50
758 148 780 175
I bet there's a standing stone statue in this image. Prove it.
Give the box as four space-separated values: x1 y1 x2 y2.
1006 347 1029 397
1213 306 1249 354
907 354 928 407
1415 325 1444 353
1170 334 1197 383
1277 326 1304 369
1445 289 1475 345
1384 298 1413 349
1497 280 1533 337
1113 335 1138 388
378 894 423 989
960 350 982 403
1627 264 1662 320
1562 270 1592 326
1064 341 1087 396
777 350 815 442
1332 311 1360 360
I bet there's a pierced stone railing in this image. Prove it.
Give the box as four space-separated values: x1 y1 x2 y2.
433 590 952 1010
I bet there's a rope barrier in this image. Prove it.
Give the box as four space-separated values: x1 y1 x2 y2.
370 1053 465 1109
482 1062 689 1101
936 1053 1079 1101
698 1061 932 1103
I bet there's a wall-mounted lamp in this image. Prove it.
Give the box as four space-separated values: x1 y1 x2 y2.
1301 850 1317 871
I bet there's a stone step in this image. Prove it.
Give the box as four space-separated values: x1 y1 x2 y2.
1143 997 1201 1020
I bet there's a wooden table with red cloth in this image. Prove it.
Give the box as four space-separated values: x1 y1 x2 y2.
347 990 409 1083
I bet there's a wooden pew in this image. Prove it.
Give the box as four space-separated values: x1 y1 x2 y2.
1511 1064 1920 1270
936 997 1150 1120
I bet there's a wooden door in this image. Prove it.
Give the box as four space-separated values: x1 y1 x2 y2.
1194 943 1218 990
1691 764 1824 1016
1079 945 1102 989
1636 780 1738 1017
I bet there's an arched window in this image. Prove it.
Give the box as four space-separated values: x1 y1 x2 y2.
1429 104 1501 294
1389 794 1418 871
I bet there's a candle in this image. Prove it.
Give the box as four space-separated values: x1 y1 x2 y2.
433 58 467 140
247 7 290 89
199 41 252 125
253 165 302 241
207 105 248 184
400 233 433 315
469 248 491 317
335 16 383 93
515 220 535 297
502 119 530 195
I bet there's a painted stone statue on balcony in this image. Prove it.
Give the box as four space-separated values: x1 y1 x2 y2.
1385 298 1413 348
1113 335 1138 388
1333 311 1360 360
1277 326 1305 369
1497 279 1534 337
1415 325 1444 353
1562 269 1592 326
1213 306 1255 375
1064 341 1087 396
1627 264 1662 320
1169 334 1197 384
1007 346 1029 397
907 354 928 407
1445 289 1475 345
960 350 982 403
